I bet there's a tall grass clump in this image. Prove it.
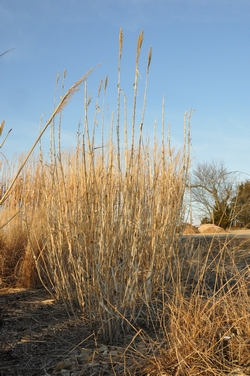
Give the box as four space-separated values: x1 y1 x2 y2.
19 30 191 342
2 30 250 375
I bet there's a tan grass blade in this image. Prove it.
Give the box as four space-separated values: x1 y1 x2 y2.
0 64 101 206
0 126 12 148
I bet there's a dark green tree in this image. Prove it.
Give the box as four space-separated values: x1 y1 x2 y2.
201 202 232 228
212 202 231 228
231 180 250 228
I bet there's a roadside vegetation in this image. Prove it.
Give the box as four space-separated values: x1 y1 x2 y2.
189 160 250 229
1 31 250 375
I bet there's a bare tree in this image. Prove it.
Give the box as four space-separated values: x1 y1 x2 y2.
189 161 237 225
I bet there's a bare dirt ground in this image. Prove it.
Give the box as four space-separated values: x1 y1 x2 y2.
229 229 250 234
0 288 95 376
0 289 144 376
185 228 250 238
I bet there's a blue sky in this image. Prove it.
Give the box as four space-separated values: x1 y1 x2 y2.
1 0 250 178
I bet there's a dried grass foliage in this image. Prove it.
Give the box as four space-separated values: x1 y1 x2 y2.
141 288 250 376
1 29 250 375
18 143 187 343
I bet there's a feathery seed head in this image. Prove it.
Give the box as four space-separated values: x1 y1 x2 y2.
119 28 123 59
104 75 108 93
98 79 103 97
147 46 152 71
55 66 98 115
0 120 5 136
87 95 92 106
136 30 144 62
56 71 60 85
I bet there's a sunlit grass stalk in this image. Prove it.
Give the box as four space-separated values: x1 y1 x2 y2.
141 45 152 125
167 122 172 164
116 28 123 173
101 75 108 168
123 93 128 170
92 79 102 149
162 97 165 174
130 29 144 171
153 119 157 175
50 71 60 162
57 70 67 156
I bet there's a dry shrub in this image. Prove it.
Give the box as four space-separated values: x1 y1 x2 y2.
137 237 250 376
0 159 48 288
0 210 28 286
183 223 199 235
140 289 250 375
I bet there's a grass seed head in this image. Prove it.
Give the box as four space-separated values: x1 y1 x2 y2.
98 79 103 97
104 75 108 93
0 120 5 136
119 28 123 59
136 29 144 63
147 46 152 71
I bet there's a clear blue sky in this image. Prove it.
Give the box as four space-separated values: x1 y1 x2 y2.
1 0 250 177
